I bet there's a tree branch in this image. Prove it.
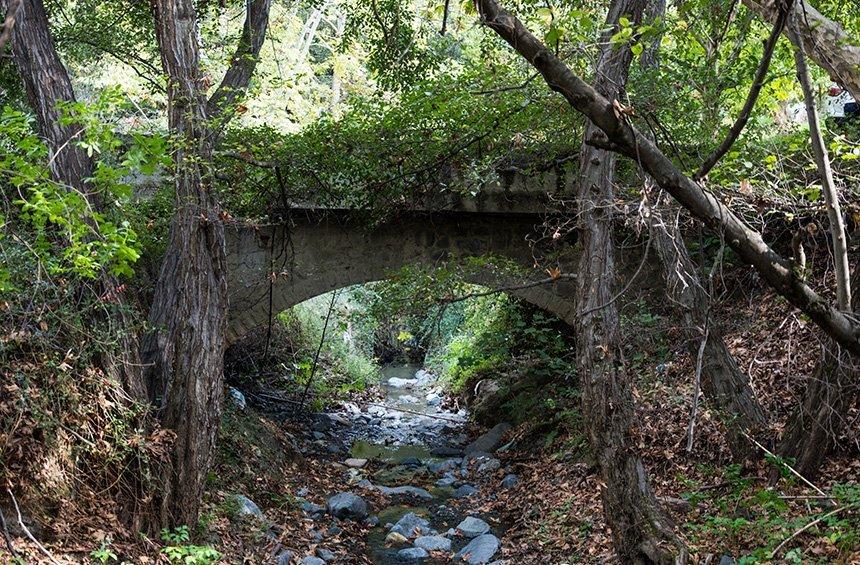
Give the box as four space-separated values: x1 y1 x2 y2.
207 0 271 121
473 0 860 356
694 0 790 181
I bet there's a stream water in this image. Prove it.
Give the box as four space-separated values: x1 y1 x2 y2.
308 363 508 564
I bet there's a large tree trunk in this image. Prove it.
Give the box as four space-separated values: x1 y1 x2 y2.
3 0 144 399
742 0 860 102
474 0 860 356
574 0 684 561
143 0 229 529
648 205 767 457
780 267 859 477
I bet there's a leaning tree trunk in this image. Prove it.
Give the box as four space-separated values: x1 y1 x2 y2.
3 0 144 399
780 267 859 477
143 0 229 529
648 205 767 457
572 0 685 561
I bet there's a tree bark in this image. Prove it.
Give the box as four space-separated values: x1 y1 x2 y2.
143 0 229 529
648 204 767 457
780 267 859 477
788 13 851 311
573 0 685 561
474 0 860 357
742 0 860 102
2 0 145 400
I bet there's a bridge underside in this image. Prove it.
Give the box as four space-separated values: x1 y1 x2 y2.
225 210 581 344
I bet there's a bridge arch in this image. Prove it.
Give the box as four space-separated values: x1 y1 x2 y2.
225 210 578 344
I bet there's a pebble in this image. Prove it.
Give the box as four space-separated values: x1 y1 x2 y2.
456 516 491 538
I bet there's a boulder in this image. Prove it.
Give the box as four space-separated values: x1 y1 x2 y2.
456 516 491 538
398 547 429 561
454 484 477 498
228 387 246 410
464 423 511 455
414 535 452 552
390 512 434 538
326 492 368 520
235 494 263 519
455 534 500 564
377 485 434 500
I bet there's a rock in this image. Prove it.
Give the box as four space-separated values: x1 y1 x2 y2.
401 456 422 467
296 487 310 497
345 458 368 468
365 515 380 527
426 392 442 406
390 512 434 538
719 556 735 565
431 446 463 457
316 548 336 561
235 494 263 519
386 531 409 544
427 459 460 474
454 484 477 498
501 474 519 488
357 479 373 489
436 476 457 487
388 377 418 388
456 516 491 538
414 369 434 385
228 387 246 410
301 557 326 565
455 534 500 564
312 431 326 440
477 458 501 474
464 423 511 454
414 535 452 552
377 485 434 500
400 395 420 404
329 524 343 535
276 550 294 565
326 492 368 520
398 547 429 561
300 501 326 517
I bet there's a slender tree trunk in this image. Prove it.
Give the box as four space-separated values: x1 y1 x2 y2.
742 0 860 101
3 0 144 400
780 268 859 477
143 0 229 529
574 0 685 561
648 204 767 457
788 14 851 311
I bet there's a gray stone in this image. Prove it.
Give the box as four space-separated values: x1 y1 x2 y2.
316 548 336 561
436 476 457 487
397 547 429 561
344 458 368 468
414 535 452 552
301 557 326 565
454 484 477 498
312 431 326 440
501 474 519 488
464 423 512 454
456 516 491 538
364 515 380 527
427 459 460 474
326 492 368 520
228 387 246 410
455 534 500 564
426 392 442 406
401 456 422 467
400 395 420 404
377 485 434 500
300 501 325 517
276 550 294 565
719 556 735 565
477 458 501 474
390 512 434 538
235 494 263 519
388 377 418 388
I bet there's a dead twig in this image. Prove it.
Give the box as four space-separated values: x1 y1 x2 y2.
770 505 854 558
6 489 59 564
0 504 18 559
